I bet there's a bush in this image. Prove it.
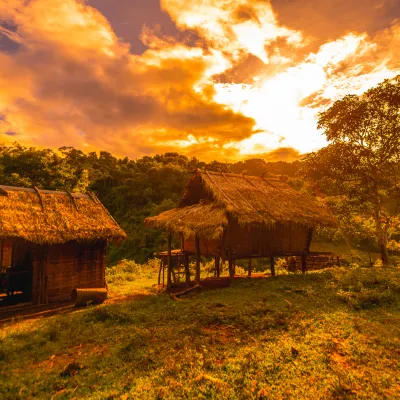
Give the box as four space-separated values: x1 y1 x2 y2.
106 258 159 283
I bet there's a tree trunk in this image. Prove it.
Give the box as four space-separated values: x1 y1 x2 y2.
374 208 389 265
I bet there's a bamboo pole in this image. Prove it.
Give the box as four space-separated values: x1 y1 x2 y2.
195 236 201 283
167 232 172 288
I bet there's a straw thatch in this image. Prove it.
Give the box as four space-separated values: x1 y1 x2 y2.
145 170 335 238
146 200 227 239
0 185 126 244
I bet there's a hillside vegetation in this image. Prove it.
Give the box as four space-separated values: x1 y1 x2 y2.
0 144 301 263
1 265 399 399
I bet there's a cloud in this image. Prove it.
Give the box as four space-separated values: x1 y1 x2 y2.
161 0 304 64
0 0 255 160
270 0 400 43
0 0 399 162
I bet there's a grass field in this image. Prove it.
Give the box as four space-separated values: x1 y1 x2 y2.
1 263 400 399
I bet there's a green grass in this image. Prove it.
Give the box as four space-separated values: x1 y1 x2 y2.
1 265 400 399
311 238 382 266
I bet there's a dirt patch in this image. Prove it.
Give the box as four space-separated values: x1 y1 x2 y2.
201 324 236 344
104 292 152 305
34 343 108 372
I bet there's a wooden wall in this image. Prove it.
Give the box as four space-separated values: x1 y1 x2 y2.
226 220 311 258
2 239 107 304
182 221 312 259
46 241 106 302
184 237 221 257
0 239 14 268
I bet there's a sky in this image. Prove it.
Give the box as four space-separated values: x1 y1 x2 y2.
0 0 400 161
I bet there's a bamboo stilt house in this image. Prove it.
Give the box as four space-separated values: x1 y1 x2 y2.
145 170 335 285
0 185 126 307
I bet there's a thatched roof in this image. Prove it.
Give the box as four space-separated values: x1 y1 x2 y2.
145 170 335 238
0 185 126 245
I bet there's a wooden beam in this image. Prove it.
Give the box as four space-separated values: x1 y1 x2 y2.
158 259 162 285
215 256 220 278
301 253 307 274
184 254 190 283
167 232 172 288
270 255 275 277
195 235 201 283
306 228 314 252
43 248 48 304
229 259 234 279
248 258 252 277
162 257 165 287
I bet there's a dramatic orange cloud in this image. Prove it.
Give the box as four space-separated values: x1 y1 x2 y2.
0 0 399 160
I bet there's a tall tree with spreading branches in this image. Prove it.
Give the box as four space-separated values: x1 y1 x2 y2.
303 76 400 264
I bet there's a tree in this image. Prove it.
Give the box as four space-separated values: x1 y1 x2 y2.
303 76 400 264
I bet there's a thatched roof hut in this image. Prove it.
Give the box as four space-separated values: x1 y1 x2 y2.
146 170 334 236
0 185 126 307
145 170 335 286
0 185 126 244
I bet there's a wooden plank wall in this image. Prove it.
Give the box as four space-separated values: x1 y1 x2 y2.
1 239 107 304
226 221 311 258
0 239 13 267
46 241 106 302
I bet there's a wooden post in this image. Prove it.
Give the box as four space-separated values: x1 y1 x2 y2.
195 236 201 283
229 259 234 279
167 232 172 288
184 254 190 283
270 255 275 276
215 256 220 278
302 253 307 274
248 258 252 277
162 257 165 287
158 259 162 285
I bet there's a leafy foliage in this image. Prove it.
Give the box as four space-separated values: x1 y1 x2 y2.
0 143 299 263
302 75 400 263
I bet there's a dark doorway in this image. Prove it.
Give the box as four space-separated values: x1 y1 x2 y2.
0 243 34 307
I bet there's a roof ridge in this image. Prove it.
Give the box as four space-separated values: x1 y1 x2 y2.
201 171 281 182
0 185 90 198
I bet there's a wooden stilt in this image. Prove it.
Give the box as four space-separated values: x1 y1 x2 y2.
158 259 162 285
215 256 220 277
229 259 234 279
195 235 201 283
270 255 275 276
301 253 307 274
162 258 165 287
167 232 172 288
184 254 190 283
248 258 252 277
